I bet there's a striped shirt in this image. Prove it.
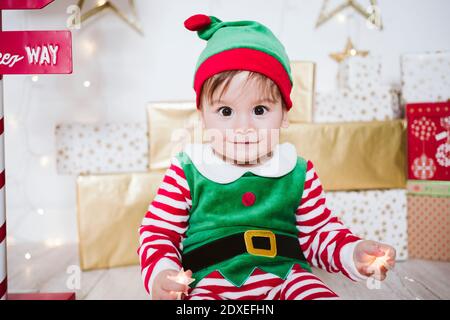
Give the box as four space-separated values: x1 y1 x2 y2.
138 156 366 299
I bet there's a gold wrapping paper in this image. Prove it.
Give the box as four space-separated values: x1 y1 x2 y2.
289 61 315 123
76 170 165 270
147 101 202 170
281 120 407 191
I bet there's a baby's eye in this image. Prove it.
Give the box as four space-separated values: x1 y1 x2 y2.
253 105 268 116
218 106 233 117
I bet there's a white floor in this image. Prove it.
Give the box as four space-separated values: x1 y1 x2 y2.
6 243 450 300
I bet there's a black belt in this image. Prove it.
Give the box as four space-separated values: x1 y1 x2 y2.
182 230 307 273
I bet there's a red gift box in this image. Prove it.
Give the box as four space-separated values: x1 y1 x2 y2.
407 102 450 181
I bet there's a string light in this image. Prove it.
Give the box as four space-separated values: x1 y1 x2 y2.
40 156 50 168
24 252 31 260
337 13 347 23
7 115 19 129
83 80 91 88
45 238 63 248
82 40 96 55
31 75 39 82
36 208 45 215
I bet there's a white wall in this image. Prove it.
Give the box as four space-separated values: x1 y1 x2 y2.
3 0 450 244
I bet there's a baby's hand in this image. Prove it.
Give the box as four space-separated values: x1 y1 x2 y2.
353 240 396 281
152 269 193 300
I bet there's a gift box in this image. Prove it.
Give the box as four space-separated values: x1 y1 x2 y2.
76 170 165 270
147 101 203 170
407 194 450 261
337 55 382 91
281 120 407 191
289 61 315 123
406 102 450 181
407 180 450 197
314 87 401 122
327 189 407 260
401 51 450 104
55 123 148 175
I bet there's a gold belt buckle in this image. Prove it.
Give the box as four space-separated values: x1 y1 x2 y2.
244 230 277 258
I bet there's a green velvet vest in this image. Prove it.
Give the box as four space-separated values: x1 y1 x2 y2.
176 151 311 288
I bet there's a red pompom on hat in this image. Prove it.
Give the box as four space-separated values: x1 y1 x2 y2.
184 14 212 31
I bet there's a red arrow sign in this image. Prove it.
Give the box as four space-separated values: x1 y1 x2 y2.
0 0 54 9
0 31 72 74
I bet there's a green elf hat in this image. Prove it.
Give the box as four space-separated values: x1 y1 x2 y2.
184 14 293 111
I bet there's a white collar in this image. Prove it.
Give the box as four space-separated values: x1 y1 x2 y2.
182 142 298 184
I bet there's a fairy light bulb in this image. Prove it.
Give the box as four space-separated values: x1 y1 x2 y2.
371 252 389 269
337 13 347 23
167 268 195 300
40 156 50 167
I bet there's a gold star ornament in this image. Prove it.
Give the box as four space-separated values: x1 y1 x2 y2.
330 38 369 63
316 0 383 30
77 0 143 35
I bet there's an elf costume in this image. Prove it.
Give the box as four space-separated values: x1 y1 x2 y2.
138 14 368 300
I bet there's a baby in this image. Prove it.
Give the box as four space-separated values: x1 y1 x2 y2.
138 14 396 300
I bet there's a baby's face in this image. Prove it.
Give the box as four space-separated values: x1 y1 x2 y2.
200 71 289 165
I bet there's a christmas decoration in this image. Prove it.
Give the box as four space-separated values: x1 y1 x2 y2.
337 55 381 90
407 102 450 181
330 38 369 63
0 0 53 9
407 195 450 261
55 123 148 175
0 0 72 300
314 87 400 122
0 31 72 74
280 120 406 191
289 61 315 123
327 189 408 260
315 0 382 30
77 170 165 270
147 101 203 170
407 180 450 198
401 51 450 104
184 14 294 110
77 0 143 35
167 269 195 300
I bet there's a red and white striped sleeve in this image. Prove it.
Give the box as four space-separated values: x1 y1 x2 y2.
138 156 192 298
296 160 368 282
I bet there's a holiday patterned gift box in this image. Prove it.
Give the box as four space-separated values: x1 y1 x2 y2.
76 170 166 270
289 61 315 123
406 102 450 181
401 51 450 104
314 86 401 122
337 55 382 91
55 123 148 175
407 194 450 261
281 120 407 191
327 189 408 260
